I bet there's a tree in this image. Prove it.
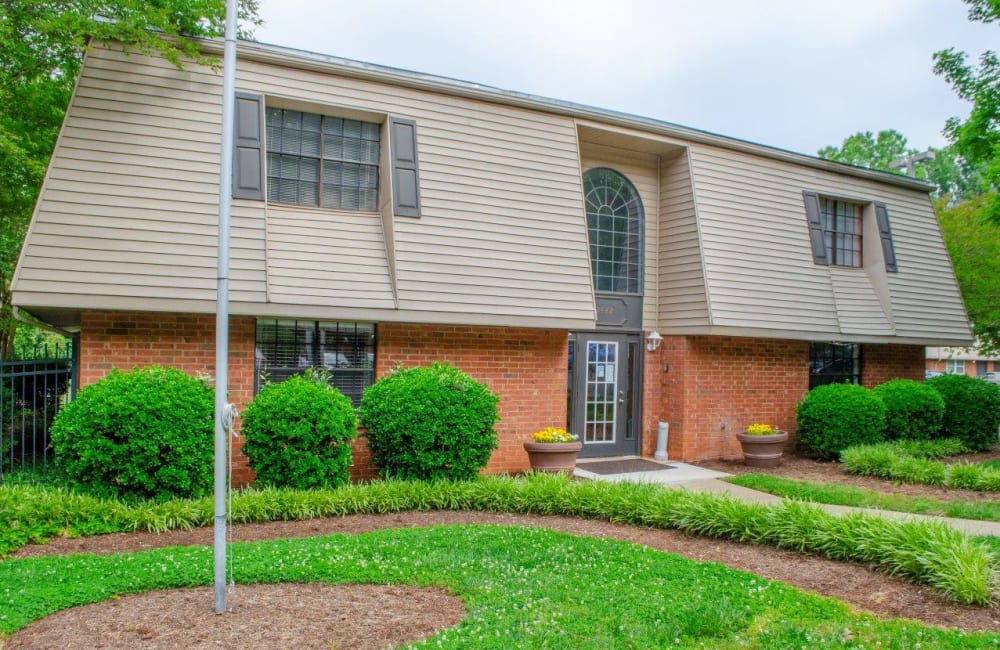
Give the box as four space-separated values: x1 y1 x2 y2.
817 129 910 171
0 1 260 357
933 0 1000 223
936 196 1000 356
818 130 989 202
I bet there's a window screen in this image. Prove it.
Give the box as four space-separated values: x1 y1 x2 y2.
265 108 380 211
255 320 376 405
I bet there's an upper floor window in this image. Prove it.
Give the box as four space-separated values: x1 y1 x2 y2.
809 342 861 389
265 108 380 211
820 198 862 267
583 167 644 294
802 192 898 273
255 319 376 406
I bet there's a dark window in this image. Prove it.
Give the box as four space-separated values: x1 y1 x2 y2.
255 319 375 406
809 342 861 389
820 198 862 267
583 168 644 294
265 108 380 211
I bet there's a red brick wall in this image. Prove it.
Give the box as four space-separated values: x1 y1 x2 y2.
646 336 810 461
80 311 257 485
78 311 938 474
79 314 567 483
862 344 925 387
374 323 568 475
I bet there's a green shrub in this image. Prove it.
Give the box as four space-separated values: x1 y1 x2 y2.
359 362 499 481
926 374 1000 451
240 370 357 490
796 383 886 459
872 379 944 440
50 366 214 500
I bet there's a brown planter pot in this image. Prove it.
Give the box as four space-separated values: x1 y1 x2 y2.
523 441 583 475
735 430 789 468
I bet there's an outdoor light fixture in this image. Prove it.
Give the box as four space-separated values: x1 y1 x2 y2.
646 331 662 352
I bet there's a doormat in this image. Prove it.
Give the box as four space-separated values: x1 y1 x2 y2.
576 459 673 475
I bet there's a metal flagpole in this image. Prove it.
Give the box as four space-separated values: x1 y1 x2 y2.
214 0 239 615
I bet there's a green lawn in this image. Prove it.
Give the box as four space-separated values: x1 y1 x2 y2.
2 524 998 649
727 473 1000 522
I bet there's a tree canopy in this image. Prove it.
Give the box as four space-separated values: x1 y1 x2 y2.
937 196 1000 356
0 1 260 356
933 0 1000 222
818 129 989 203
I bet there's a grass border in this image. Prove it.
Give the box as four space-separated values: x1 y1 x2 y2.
2 473 996 605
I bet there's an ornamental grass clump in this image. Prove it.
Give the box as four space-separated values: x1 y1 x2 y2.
842 440 1000 492
532 427 579 443
360 362 499 481
872 378 944 440
3 474 996 604
240 369 357 490
49 366 214 501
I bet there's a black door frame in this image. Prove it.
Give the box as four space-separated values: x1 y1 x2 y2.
569 331 644 458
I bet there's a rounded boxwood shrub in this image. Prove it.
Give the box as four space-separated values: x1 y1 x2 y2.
50 366 214 500
359 362 499 481
872 378 944 441
240 371 357 489
796 383 886 460
926 374 1000 451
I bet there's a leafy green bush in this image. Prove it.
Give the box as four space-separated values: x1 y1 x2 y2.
926 374 1000 451
359 362 499 481
796 383 886 459
872 379 944 440
240 371 357 490
50 366 213 500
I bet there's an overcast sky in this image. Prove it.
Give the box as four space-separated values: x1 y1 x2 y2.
254 0 996 157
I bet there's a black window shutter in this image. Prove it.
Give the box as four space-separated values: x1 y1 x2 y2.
233 93 265 200
389 117 421 217
802 191 829 265
874 202 898 272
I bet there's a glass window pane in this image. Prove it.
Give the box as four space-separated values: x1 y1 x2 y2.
584 169 643 295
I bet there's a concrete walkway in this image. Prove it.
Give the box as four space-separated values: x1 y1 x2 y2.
575 461 1000 538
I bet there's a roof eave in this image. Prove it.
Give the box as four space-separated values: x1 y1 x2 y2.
200 37 934 194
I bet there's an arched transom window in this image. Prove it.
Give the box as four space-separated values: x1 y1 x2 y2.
583 167 644 294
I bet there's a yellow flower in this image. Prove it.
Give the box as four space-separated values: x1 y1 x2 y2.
745 423 776 436
532 427 579 443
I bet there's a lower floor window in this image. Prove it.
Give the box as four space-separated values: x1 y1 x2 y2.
946 358 965 375
809 342 861 389
255 319 375 405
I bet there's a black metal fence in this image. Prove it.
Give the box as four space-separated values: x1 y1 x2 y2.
0 343 75 481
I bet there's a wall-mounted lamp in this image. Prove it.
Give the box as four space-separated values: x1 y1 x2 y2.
646 331 662 352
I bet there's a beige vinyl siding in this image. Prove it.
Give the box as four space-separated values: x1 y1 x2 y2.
579 141 658 328
12 46 272 305
687 143 970 341
265 205 395 309
828 268 894 336
239 55 594 324
658 150 710 329
13 44 596 327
